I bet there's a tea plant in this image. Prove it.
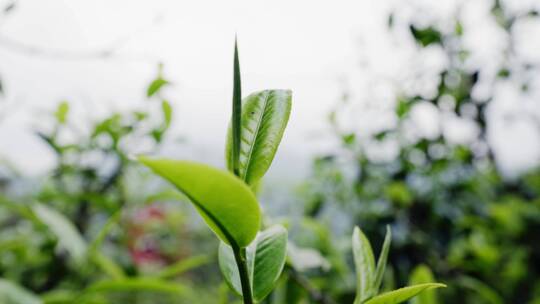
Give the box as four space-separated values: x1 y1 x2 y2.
139 40 444 304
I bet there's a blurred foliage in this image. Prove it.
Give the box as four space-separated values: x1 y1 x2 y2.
296 1 540 303
0 67 221 303
0 0 539 303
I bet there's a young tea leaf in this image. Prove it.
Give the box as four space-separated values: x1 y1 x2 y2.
219 225 288 302
353 226 376 303
364 283 446 304
374 226 392 293
139 157 260 248
225 90 292 186
409 265 438 304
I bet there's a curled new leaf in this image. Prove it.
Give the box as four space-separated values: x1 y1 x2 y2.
364 283 446 304
139 157 261 248
219 225 288 302
226 90 292 186
353 226 376 303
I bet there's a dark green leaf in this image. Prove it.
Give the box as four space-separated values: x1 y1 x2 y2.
139 157 261 248
409 25 442 47
231 37 242 176
226 90 292 186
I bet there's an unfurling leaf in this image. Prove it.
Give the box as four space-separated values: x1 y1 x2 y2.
219 225 288 302
138 157 260 248
226 90 292 187
353 226 376 303
364 283 446 304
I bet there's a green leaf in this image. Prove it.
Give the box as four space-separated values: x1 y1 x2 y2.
0 279 42 304
32 203 87 262
226 90 292 186
55 101 69 124
162 99 172 128
88 212 125 279
409 265 438 304
353 226 376 303
147 78 168 97
138 157 260 248
154 254 212 279
84 278 189 296
219 225 288 302
374 226 392 292
458 276 503 304
364 283 446 304
230 37 242 176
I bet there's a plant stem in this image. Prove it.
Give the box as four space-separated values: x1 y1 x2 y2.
232 246 253 304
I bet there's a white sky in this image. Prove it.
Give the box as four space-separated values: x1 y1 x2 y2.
0 0 538 179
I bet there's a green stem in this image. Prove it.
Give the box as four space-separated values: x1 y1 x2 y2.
232 246 253 304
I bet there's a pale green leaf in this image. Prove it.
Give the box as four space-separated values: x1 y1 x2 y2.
138 157 261 248
219 225 288 302
55 101 69 124
409 265 438 304
226 90 292 186
147 78 168 97
32 204 87 262
364 283 446 304
162 100 172 128
353 226 376 303
0 279 42 304
374 226 392 292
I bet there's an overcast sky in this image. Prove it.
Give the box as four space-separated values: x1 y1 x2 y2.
0 0 538 180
